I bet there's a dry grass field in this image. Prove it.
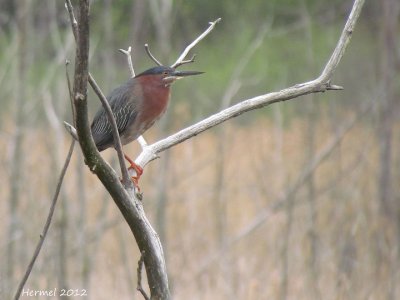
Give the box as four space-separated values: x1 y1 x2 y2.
2 106 399 299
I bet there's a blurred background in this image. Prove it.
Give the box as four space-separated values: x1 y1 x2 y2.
0 0 399 299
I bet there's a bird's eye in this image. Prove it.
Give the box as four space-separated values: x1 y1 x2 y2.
163 71 168 75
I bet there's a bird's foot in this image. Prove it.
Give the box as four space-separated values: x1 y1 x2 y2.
128 163 143 178
123 153 144 199
124 153 144 177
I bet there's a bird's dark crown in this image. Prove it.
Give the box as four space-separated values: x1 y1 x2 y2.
135 66 174 77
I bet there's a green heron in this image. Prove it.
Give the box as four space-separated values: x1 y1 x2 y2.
91 66 203 186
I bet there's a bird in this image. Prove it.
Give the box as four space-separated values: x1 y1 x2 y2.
90 65 203 188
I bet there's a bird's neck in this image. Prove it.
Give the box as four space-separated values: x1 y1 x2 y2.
138 76 171 104
137 76 171 122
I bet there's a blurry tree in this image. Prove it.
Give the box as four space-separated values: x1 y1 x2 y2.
6 1 31 298
377 0 400 299
378 0 398 219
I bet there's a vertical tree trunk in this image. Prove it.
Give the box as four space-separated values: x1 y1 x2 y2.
378 0 398 218
378 1 399 299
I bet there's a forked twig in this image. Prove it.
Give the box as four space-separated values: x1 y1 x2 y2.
171 18 221 68
173 53 197 68
118 46 135 77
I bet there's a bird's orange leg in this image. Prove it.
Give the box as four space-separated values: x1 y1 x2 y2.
124 153 144 189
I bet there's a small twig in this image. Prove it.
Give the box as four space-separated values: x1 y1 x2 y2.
171 18 221 68
118 46 135 77
64 121 78 140
173 53 197 68
144 43 163 66
13 56 79 300
65 0 78 40
88 74 132 188
13 140 75 300
65 59 76 125
137 252 150 300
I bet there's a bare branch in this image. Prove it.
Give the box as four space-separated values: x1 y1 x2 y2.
64 0 78 39
171 18 221 68
13 140 75 300
64 121 78 140
172 53 196 68
144 43 163 66
137 252 150 300
134 0 364 169
318 0 365 82
65 60 76 124
118 46 135 77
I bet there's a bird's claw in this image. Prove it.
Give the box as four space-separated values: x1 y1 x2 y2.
128 164 143 177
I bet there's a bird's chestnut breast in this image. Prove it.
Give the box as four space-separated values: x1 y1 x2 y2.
136 76 171 130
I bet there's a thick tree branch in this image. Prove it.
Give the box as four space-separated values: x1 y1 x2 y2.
66 1 170 299
135 0 364 170
66 0 131 187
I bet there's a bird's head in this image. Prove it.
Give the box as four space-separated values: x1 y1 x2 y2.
135 66 203 87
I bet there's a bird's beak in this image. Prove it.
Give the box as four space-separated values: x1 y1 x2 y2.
166 70 204 81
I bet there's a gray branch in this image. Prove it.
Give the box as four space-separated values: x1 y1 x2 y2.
66 0 131 188
66 1 170 298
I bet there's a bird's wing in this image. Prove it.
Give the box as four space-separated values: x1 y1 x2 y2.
91 79 138 151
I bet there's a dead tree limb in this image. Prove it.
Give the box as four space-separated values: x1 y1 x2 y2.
134 0 365 171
